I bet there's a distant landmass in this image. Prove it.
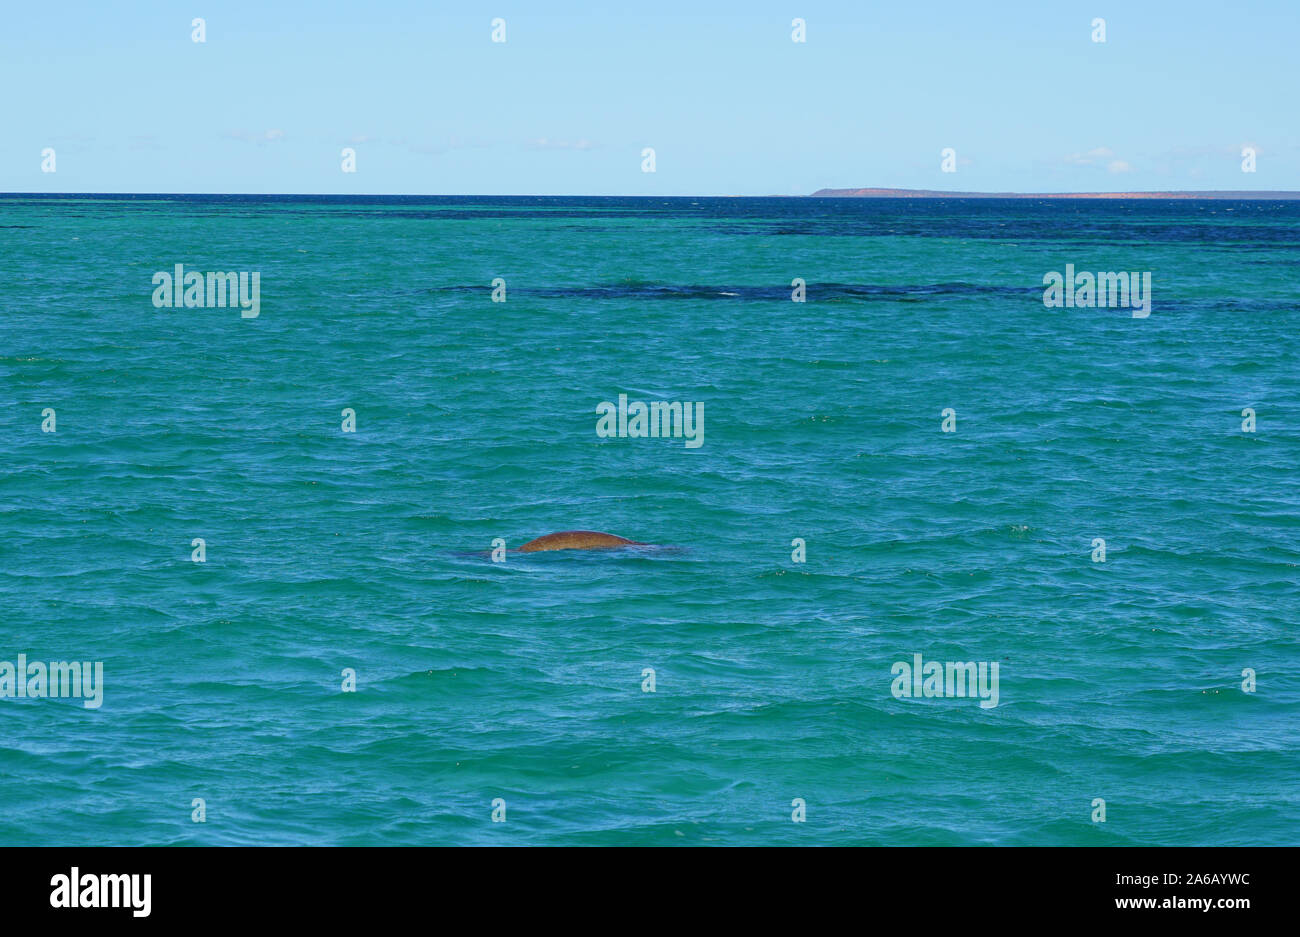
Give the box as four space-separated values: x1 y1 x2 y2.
811 187 1300 199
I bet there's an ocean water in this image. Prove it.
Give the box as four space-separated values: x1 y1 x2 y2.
1 194 1296 846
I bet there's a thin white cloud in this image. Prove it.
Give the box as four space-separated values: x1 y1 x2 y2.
1063 147 1115 167
225 129 285 144
526 137 596 151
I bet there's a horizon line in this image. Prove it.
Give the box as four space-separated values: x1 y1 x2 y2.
4 188 1300 200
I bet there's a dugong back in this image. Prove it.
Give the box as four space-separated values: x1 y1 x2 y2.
516 531 642 552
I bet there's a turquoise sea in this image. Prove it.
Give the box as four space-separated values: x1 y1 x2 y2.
1 194 1296 845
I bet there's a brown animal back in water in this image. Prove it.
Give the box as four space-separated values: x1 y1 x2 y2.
516 531 642 552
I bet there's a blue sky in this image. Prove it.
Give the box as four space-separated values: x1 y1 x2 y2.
3 0 1296 195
